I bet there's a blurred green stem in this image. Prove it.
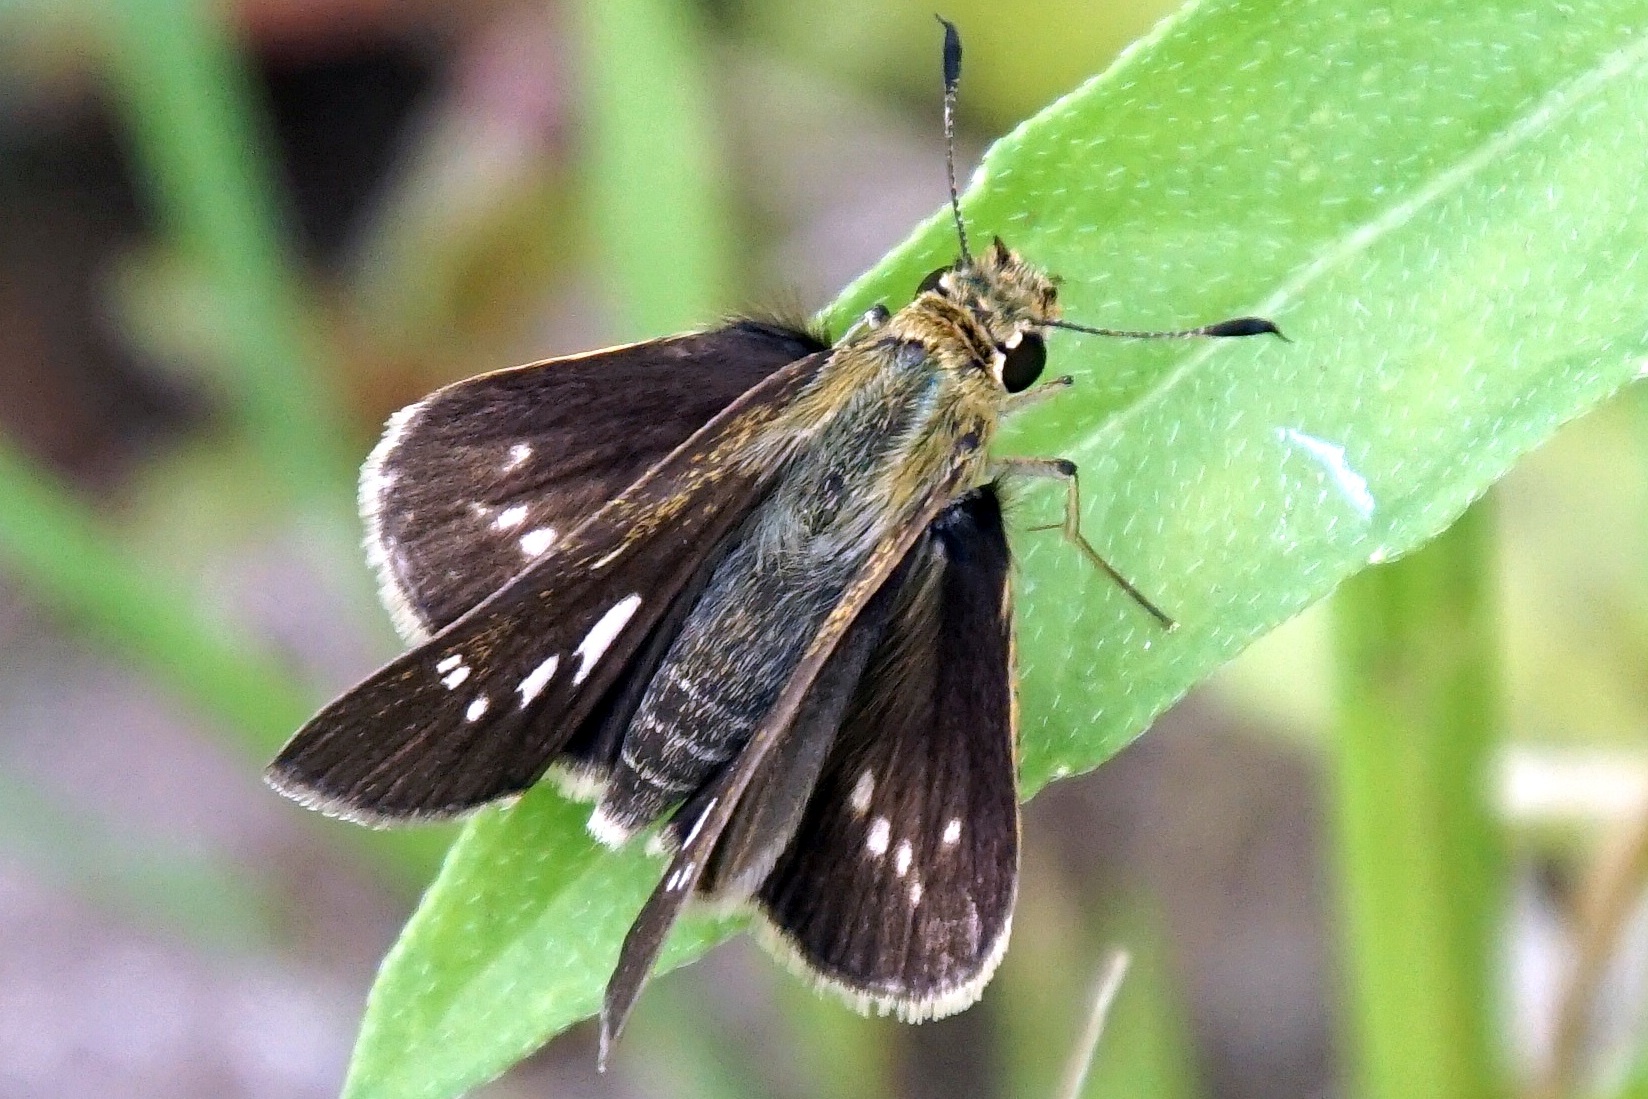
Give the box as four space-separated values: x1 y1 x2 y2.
0 439 315 746
0 439 443 879
997 863 1198 1099
1613 1058 1648 1099
98 0 357 509
575 0 732 333
772 963 896 1099
0 767 277 952
626 976 767 1099
1054 950 1132 1099
1331 499 1507 1099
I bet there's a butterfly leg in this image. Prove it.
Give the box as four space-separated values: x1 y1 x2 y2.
992 456 1175 629
1001 374 1073 416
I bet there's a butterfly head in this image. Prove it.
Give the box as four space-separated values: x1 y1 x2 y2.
915 237 1060 394
917 18 1282 402
924 22 1059 396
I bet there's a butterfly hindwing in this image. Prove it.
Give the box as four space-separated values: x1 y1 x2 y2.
363 320 828 641
753 485 1018 1020
267 349 829 824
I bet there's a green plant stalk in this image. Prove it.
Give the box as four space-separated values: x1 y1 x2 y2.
576 0 732 334
0 439 444 879
1614 1058 1648 1099
997 885 1198 1099
769 963 897 1099
97 0 358 509
624 976 770 1099
1331 499 1506 1099
0 766 277 952
0 439 313 745
1054 949 1131 1099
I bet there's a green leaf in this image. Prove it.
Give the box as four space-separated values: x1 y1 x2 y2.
342 0 1648 1095
344 791 737 1099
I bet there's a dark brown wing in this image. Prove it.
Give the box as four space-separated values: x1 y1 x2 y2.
752 485 1018 1021
667 544 915 899
362 321 827 641
598 463 976 1065
266 349 828 825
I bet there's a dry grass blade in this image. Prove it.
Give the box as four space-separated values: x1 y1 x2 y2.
1055 949 1132 1099
1539 803 1648 1099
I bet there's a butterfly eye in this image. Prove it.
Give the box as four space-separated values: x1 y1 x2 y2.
917 266 952 296
999 332 1046 392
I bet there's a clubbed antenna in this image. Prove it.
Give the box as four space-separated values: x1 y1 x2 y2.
936 16 971 262
1047 316 1290 342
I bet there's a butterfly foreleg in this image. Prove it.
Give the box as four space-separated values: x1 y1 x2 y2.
1000 373 1073 416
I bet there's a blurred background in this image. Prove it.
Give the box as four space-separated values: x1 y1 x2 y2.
0 0 1645 1096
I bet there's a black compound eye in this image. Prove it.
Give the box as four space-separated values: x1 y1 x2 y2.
1000 332 1046 392
916 266 952 295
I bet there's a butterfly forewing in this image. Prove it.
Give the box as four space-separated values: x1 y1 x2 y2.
599 465 976 1061
754 486 1018 1020
547 541 734 797
363 321 827 641
678 546 915 899
268 349 829 823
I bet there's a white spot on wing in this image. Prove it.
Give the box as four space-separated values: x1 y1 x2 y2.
894 840 913 877
494 504 528 531
682 797 717 850
867 817 890 856
518 654 559 706
441 663 471 690
503 443 532 471
573 595 642 684
909 878 923 906
519 527 558 557
942 818 962 846
465 696 490 722
850 770 874 815
436 654 462 673
665 861 698 892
